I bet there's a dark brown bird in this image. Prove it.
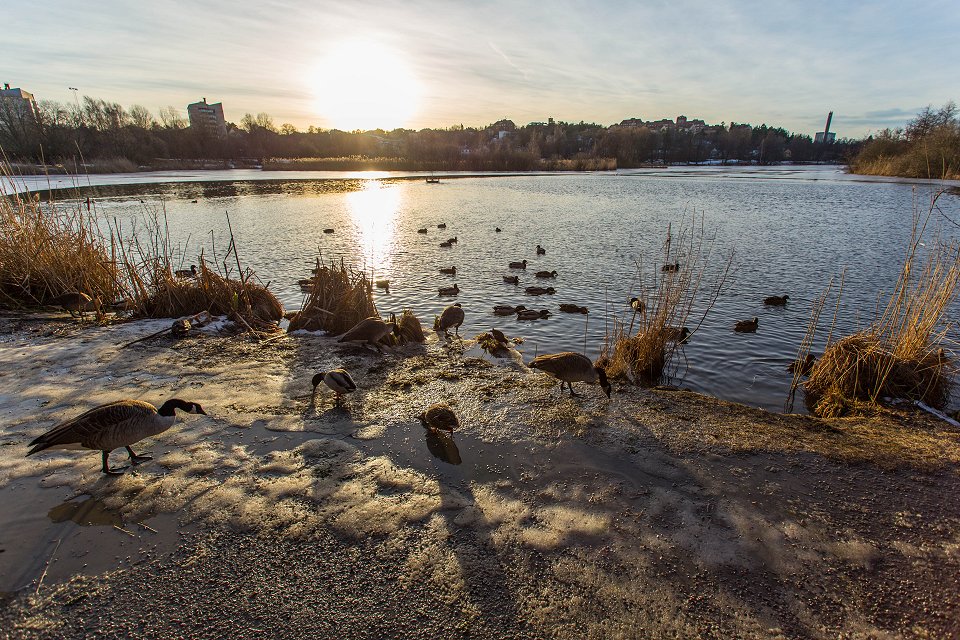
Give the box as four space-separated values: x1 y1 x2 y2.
46 292 96 318
763 295 790 306
439 266 457 275
787 353 816 376
174 264 198 278
663 326 691 343
419 403 459 432
509 260 528 269
535 270 558 279
438 283 460 296
559 304 588 314
438 303 464 336
536 245 546 255
661 262 680 273
494 304 524 316
525 286 556 295
529 352 612 398
735 317 759 333
503 275 519 285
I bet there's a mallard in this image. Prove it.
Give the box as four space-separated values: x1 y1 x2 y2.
439 266 457 275
735 317 759 333
323 228 335 234
26 398 206 475
536 245 546 255
663 326 691 342
338 316 400 351
446 237 458 244
509 260 528 269
417 228 428 234
525 286 556 295
312 369 357 407
494 304 524 316
46 292 96 318
763 295 790 306
419 403 459 432
517 309 550 320
438 283 460 296
629 297 646 313
440 241 452 248
375 279 390 290
559 304 588 314
437 223 447 229
503 275 519 285
529 352 612 398
495 227 502 232
535 270 558 279
661 262 680 273
787 353 816 376
490 328 509 345
174 264 198 279
438 303 464 336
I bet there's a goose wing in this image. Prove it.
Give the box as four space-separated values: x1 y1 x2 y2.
28 400 157 453
529 352 593 380
339 317 382 342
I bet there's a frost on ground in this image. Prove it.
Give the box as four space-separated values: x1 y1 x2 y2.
0 313 958 639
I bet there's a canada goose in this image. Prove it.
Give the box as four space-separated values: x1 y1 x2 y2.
440 241 452 248
323 228 335 234
338 316 400 351
418 228 428 234
629 297 646 313
438 283 460 296
529 352 612 398
494 304 524 316
312 369 357 407
661 262 680 273
419 403 459 432
438 303 464 336
26 398 206 475
735 317 759 333
663 326 691 343
447 237 458 244
536 245 546 255
525 286 556 295
763 295 790 306
174 264 198 279
375 279 390 290
46 292 96 318
439 266 457 275
787 353 816 376
509 260 528 269
437 223 447 229
503 275 519 285
535 270 558 279
495 227 502 232
517 309 550 320
559 304 588 314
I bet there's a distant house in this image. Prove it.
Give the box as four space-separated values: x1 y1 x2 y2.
187 98 226 136
614 117 645 129
0 83 39 123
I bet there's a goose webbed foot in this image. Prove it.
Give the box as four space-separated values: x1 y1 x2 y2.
125 446 152 465
101 451 128 475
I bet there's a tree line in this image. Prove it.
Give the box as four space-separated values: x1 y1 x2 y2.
0 94 859 171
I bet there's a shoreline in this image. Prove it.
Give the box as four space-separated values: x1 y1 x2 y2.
1 313 958 637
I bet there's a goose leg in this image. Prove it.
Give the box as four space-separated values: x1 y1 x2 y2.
126 446 152 465
568 382 579 397
101 450 127 475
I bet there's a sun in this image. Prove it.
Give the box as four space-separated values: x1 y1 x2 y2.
312 40 421 131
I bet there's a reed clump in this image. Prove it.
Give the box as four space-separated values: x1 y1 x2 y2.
0 173 119 314
397 309 426 344
288 259 377 334
801 192 959 417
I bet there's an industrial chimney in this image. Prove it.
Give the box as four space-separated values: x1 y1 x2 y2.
823 111 833 137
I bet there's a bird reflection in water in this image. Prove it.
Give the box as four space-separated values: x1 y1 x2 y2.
424 429 462 465
48 496 123 527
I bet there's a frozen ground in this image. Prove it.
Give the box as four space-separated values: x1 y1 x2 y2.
0 313 958 639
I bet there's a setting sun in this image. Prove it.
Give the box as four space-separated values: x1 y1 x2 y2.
312 40 421 131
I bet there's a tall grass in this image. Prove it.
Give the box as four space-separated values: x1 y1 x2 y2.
601 214 732 385
801 191 959 417
288 258 378 334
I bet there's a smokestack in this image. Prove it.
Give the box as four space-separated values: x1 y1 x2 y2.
824 111 833 136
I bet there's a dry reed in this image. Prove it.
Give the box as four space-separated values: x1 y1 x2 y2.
802 191 959 416
288 258 377 334
397 309 426 343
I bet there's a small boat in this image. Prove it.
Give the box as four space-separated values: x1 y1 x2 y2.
426 174 440 184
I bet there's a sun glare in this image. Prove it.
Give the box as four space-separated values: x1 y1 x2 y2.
313 41 421 131
346 181 400 272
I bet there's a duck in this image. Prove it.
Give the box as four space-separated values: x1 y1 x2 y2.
439 241 452 248
439 266 457 275
312 369 357 407
661 262 680 273
323 228 335 234
446 237 458 244
338 316 400 352
417 228 428 234
375 279 390 290
190 199 198 203
438 303 464 336
46 292 96 318
503 275 519 285
26 398 206 475
787 353 816 376
763 295 790 306
174 264 198 279
495 227 502 233
535 270 558 279
490 328 509 345
559 304 588 314
494 304 524 316
529 352 612 398
517 309 550 320
663 326 691 343
536 245 546 255
419 403 459 432
735 317 759 333
298 279 313 288
525 286 556 295
438 283 460 296
437 223 447 229
509 260 528 269
629 297 646 313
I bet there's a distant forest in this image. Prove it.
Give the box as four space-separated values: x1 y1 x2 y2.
1 94 860 172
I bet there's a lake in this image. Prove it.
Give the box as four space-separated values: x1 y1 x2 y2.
16 165 960 413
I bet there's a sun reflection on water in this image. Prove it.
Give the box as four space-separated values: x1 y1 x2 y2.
346 181 400 274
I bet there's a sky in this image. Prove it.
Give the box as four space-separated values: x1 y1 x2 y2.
3 0 959 137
